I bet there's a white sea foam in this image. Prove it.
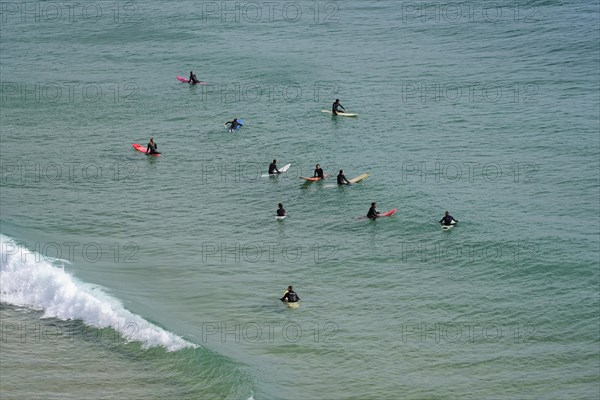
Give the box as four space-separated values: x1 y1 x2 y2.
0 235 195 351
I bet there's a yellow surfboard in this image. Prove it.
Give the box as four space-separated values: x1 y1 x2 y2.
349 173 370 183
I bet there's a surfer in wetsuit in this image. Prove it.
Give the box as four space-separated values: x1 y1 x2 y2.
332 99 346 115
313 164 324 179
189 71 199 84
277 203 286 217
280 285 299 302
224 118 240 132
367 202 380 219
269 159 280 174
146 137 160 154
337 170 351 185
439 211 457 226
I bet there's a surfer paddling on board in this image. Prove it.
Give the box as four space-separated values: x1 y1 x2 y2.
280 286 300 303
367 202 381 219
277 203 286 217
313 164 325 179
337 170 351 185
189 71 200 84
224 118 241 132
332 99 346 115
146 137 160 155
439 211 458 226
269 159 281 174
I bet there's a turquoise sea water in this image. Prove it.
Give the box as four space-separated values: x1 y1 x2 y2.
1 1 599 399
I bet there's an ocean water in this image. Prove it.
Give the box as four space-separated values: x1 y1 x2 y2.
1 1 599 399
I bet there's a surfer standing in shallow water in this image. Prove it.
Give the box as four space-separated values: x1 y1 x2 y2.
313 164 324 179
332 99 346 115
224 118 241 132
367 202 380 219
189 71 199 84
146 137 160 154
280 286 299 302
337 170 351 185
277 203 286 217
439 211 458 226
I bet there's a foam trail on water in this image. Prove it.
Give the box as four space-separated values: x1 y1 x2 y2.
0 235 195 351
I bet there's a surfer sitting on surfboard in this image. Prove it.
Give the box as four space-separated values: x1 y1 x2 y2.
189 71 200 84
313 164 325 179
367 202 381 219
440 211 458 226
224 118 241 132
280 286 299 303
269 159 281 174
146 137 160 155
332 99 346 115
277 203 286 217
337 170 351 185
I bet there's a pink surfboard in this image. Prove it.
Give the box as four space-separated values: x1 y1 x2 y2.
132 143 160 156
176 75 208 85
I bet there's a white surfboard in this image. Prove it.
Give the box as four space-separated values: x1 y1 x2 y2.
286 302 299 308
262 163 292 177
441 220 458 230
321 110 358 117
275 215 287 220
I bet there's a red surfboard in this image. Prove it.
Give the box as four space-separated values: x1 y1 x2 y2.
379 208 397 217
300 174 330 181
132 143 160 156
176 75 208 85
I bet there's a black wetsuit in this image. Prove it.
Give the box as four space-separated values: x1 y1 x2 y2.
189 73 199 84
440 215 456 225
226 120 240 131
367 206 379 219
337 173 350 185
314 168 324 179
332 101 345 115
146 142 159 154
277 207 286 216
280 290 299 302
269 162 280 174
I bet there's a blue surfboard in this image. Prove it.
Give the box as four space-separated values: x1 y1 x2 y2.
226 119 244 132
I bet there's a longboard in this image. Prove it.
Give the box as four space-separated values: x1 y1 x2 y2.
321 110 358 117
349 173 370 183
300 174 330 181
132 143 160 156
176 75 208 85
